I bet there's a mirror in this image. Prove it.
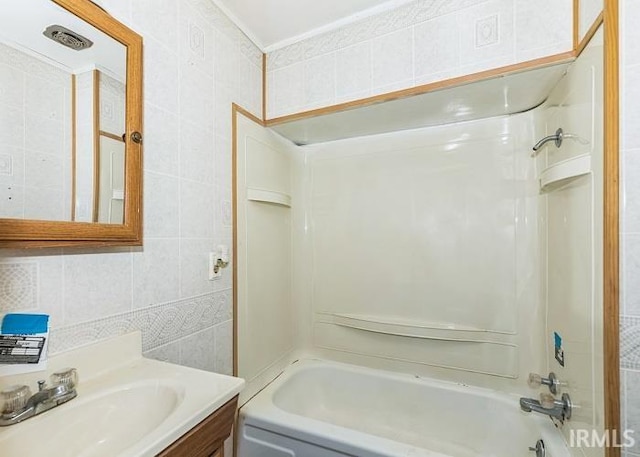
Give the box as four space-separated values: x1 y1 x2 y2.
75 70 127 224
0 0 143 247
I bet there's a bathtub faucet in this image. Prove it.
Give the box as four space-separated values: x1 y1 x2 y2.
519 393 572 423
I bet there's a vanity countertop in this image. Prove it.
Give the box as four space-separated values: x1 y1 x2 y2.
0 332 245 457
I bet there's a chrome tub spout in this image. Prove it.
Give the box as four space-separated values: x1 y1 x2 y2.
519 393 572 423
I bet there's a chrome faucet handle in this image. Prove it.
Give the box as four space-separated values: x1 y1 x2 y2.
528 372 562 394
37 380 46 392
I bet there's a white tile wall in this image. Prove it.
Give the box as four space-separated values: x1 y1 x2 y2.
515 0 573 62
266 0 573 118
0 0 262 378
0 43 72 221
579 0 604 41
414 13 459 84
622 0 640 452
303 53 336 110
371 28 413 92
99 73 126 136
335 42 372 102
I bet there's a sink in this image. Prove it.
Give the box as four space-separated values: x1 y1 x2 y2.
0 383 182 457
0 332 245 457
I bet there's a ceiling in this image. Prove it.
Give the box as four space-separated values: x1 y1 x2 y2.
0 0 126 81
214 0 415 51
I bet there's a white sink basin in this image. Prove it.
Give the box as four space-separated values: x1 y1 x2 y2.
0 333 245 457
1 383 182 457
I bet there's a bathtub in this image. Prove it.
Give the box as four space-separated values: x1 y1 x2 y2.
237 359 573 457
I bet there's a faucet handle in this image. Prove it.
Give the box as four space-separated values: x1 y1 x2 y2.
539 393 556 409
528 372 562 394
528 373 543 388
51 368 78 390
1 385 31 414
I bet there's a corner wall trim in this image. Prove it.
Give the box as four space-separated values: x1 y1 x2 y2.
603 0 621 455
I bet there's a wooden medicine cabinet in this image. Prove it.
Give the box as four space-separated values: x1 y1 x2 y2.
0 0 143 248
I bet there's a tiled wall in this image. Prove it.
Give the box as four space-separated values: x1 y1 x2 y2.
0 0 262 375
621 0 640 455
265 0 573 119
99 72 126 138
579 0 604 40
0 43 72 221
74 71 95 222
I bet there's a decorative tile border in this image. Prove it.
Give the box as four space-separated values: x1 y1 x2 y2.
0 263 37 312
621 315 640 369
49 289 231 355
268 0 486 70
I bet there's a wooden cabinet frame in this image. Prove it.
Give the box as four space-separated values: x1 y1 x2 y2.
0 0 143 248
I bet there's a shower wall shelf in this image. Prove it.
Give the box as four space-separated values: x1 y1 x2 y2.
313 315 519 378
315 312 516 344
539 154 591 193
247 188 292 207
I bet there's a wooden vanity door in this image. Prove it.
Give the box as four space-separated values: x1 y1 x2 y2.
158 396 237 457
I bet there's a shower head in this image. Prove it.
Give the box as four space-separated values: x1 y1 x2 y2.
43 25 93 51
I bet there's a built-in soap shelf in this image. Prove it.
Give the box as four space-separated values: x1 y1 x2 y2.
247 188 291 207
539 153 591 193
315 312 515 345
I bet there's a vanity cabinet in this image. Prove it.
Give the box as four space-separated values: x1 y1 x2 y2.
158 396 238 457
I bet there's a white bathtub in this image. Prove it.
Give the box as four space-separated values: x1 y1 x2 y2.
238 359 573 457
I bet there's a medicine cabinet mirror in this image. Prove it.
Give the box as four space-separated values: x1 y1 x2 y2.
0 0 143 248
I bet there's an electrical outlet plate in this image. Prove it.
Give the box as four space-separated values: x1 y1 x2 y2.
209 252 221 280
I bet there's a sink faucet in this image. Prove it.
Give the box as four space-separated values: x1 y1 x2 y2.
0 368 78 426
520 393 572 423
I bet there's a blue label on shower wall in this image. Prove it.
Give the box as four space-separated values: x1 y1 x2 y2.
554 332 565 367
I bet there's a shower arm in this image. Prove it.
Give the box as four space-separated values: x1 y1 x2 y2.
531 128 564 158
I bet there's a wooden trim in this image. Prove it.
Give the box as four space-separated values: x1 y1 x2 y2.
232 104 239 379
603 0 620 455
576 11 604 57
92 70 100 223
0 0 143 248
122 1 145 246
0 238 146 249
71 74 77 222
99 130 125 143
158 396 237 457
265 51 575 126
234 103 265 127
574 0 580 50
262 53 267 121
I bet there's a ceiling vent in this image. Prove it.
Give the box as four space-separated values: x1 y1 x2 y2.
43 25 93 51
